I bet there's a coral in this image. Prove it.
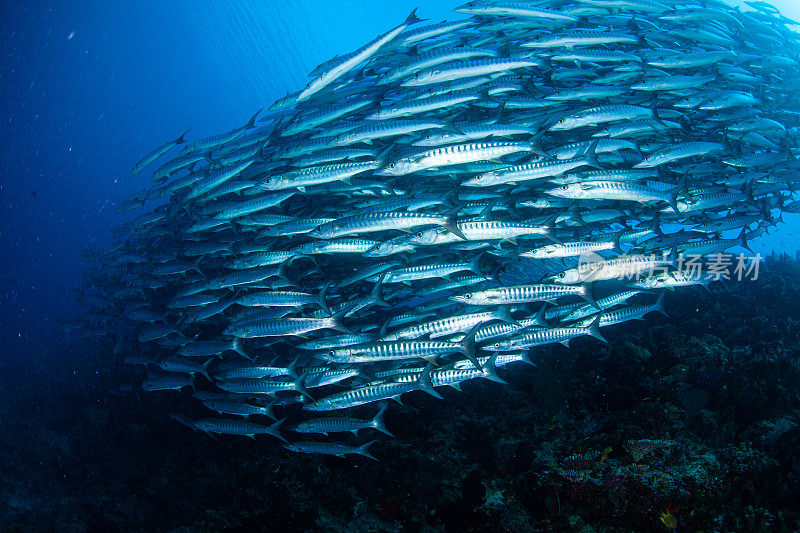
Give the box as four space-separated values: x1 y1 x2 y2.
624 439 676 463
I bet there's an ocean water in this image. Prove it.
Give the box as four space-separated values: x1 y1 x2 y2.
2 1 800 531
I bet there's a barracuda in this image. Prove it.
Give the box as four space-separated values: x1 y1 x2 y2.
290 404 392 437
578 293 667 327
382 308 511 341
410 220 552 244
258 160 382 191
545 180 680 213
180 109 261 155
305 365 442 411
297 9 423 102
451 283 592 306
130 130 190 176
402 58 540 87
521 240 616 259
366 90 481 120
463 149 601 187
485 319 606 351
378 141 535 176
381 47 498 85
193 418 287 442
549 105 654 131
635 142 726 168
224 313 347 338
309 211 451 239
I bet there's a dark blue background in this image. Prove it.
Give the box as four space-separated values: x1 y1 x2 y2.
0 1 454 360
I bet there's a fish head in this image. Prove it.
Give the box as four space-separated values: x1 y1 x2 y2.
547 269 582 285
450 292 479 305
545 183 580 199
484 341 508 352
260 176 282 190
549 116 573 131
528 245 557 259
192 420 216 432
376 159 413 176
524 33 550 47
307 222 336 239
463 171 500 187
409 228 442 245
404 69 440 87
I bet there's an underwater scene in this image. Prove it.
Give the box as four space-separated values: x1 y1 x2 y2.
2 0 800 531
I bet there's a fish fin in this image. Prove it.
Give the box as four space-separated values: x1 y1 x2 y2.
357 440 379 462
583 140 602 170
365 273 390 311
232 337 252 360
175 129 191 144
739 227 753 253
516 350 536 367
483 353 507 384
295 371 314 401
372 404 394 438
404 7 425 26
417 364 443 399
285 357 299 379
494 305 518 326
444 217 468 240
441 118 464 135
331 304 358 333
318 281 332 315
587 314 607 343
655 292 668 317
245 108 262 129
580 284 600 310
534 303 551 327
468 252 485 276
199 358 214 382
530 131 549 158
270 418 289 444
459 323 482 371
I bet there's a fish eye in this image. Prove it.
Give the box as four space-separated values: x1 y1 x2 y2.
328 350 335 357
561 185 569 190
464 293 472 298
558 272 566 278
415 232 424 237
389 163 395 168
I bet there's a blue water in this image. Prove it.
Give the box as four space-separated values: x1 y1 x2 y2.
1 0 799 360
2 2 800 530
0 1 456 360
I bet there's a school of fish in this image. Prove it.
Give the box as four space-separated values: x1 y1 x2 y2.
81 0 800 460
